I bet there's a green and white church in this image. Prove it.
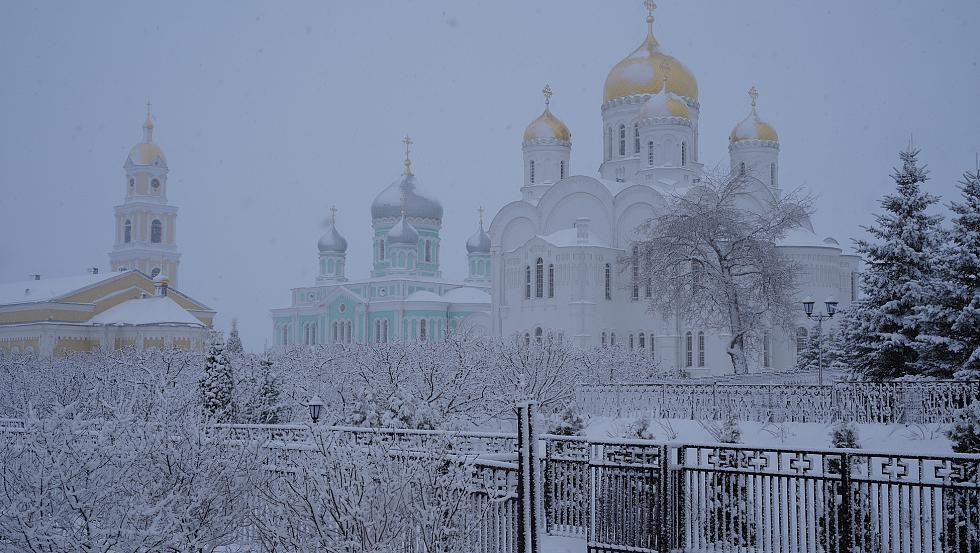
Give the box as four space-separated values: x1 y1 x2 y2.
271 138 492 345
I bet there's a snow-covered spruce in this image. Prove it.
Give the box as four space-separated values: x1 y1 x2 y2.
200 333 236 422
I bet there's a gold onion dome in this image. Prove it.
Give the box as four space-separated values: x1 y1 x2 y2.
523 84 571 143
604 2 698 102
127 108 166 166
730 86 779 144
638 62 690 120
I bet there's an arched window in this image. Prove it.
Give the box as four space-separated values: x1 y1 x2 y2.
606 127 614 159
124 220 132 243
560 160 566 179
282 325 289 345
610 332 616 347
763 332 771 367
796 327 808 358
638 332 646 350
685 332 693 367
150 219 162 243
524 333 531 346
601 332 607 347
420 319 427 341
633 123 640 154
525 266 532 299
535 327 543 344
548 264 555 298
530 160 535 183
425 240 432 262
648 141 655 165
629 334 634 349
681 142 687 166
535 258 544 298
151 178 160 190
770 162 776 187
150 267 160 278
631 246 640 301
379 240 385 261
698 331 705 367
375 320 382 343
618 124 626 156
382 320 388 342
604 263 612 300
739 161 746 176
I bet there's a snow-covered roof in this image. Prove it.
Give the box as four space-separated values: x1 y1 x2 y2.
442 287 491 304
404 290 447 303
778 227 842 249
89 296 204 327
0 271 127 305
539 228 609 248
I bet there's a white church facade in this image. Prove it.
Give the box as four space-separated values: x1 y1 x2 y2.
487 4 861 374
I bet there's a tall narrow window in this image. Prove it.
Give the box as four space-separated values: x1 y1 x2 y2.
535 327 543 344
124 220 132 243
150 219 162 243
739 161 746 176
650 333 656 359
685 332 693 367
535 258 544 298
382 320 388 342
379 240 385 261
525 333 531 346
282 326 289 345
681 142 687 166
425 240 431 262
763 332 771 367
770 162 776 187
629 334 634 349
638 332 646 350
548 264 555 298
648 141 654 165
530 160 535 183
601 332 607 347
604 263 612 300
332 322 337 343
698 331 705 367
375 320 381 343
560 160 566 179
525 266 531 299
618 124 626 156
633 123 640 154
606 127 613 160
610 333 616 347
645 276 652 299
631 246 639 301
420 319 427 341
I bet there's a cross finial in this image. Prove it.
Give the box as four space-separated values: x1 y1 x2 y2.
542 84 553 107
145 100 152 117
644 0 656 32
748 86 758 109
330 204 337 222
478 206 485 227
660 60 671 89
402 135 414 175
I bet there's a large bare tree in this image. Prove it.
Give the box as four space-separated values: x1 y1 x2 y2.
627 171 812 374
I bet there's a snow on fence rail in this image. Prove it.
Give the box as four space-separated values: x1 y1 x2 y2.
576 380 980 423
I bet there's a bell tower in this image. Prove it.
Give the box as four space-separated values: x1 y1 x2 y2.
109 105 181 286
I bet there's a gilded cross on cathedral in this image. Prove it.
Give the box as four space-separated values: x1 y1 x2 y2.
644 0 656 29
748 86 759 108
660 60 671 87
330 205 337 222
145 100 152 116
402 135 414 175
542 84 553 107
478 206 485 226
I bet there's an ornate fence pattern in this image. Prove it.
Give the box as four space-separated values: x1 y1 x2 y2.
576 380 980 424
540 434 980 553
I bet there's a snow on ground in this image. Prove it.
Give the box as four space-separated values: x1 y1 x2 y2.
581 416 953 454
540 534 586 553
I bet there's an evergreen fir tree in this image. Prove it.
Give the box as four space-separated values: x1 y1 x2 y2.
225 318 243 355
916 170 980 378
794 326 845 373
551 405 585 436
255 356 281 424
818 422 878 552
200 333 235 422
840 148 945 380
942 404 980 551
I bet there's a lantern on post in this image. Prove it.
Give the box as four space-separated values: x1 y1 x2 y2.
308 394 324 424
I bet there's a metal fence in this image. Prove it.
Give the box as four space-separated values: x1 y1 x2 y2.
541 434 980 553
576 380 980 424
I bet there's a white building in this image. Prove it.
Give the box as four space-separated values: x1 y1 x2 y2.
488 5 860 374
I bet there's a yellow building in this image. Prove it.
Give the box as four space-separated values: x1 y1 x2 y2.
0 270 214 356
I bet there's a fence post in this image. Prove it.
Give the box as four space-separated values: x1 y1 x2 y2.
516 401 539 553
839 451 853 553
658 445 670 553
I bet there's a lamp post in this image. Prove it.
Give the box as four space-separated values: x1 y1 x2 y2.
802 297 838 386
308 394 324 424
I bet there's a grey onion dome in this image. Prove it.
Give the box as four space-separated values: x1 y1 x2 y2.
386 214 419 245
466 223 491 254
371 173 443 221
317 221 347 253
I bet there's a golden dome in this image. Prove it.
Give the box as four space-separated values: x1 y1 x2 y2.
603 15 698 102
523 84 571 143
730 86 779 144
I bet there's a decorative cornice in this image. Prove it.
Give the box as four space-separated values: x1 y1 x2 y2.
601 93 700 113
728 139 780 152
522 137 571 148
637 116 693 129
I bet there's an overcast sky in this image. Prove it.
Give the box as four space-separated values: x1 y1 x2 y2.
1 1 978 351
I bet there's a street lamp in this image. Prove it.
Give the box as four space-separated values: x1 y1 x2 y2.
308 394 324 424
802 297 838 386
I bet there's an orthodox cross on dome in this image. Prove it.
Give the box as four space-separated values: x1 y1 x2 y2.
644 0 656 31
748 85 759 109
330 205 337 223
402 134 414 176
660 60 671 89
542 84 553 107
145 100 152 117
478 206 485 227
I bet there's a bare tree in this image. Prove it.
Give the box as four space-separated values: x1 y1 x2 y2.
627 171 811 374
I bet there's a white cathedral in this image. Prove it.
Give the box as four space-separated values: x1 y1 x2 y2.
486 3 861 374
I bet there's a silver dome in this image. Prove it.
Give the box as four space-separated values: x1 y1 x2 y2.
371 173 443 221
386 215 419 245
466 223 491 254
317 221 348 253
